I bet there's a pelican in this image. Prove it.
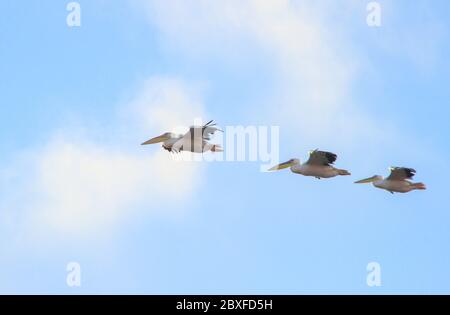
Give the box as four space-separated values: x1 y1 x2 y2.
268 149 351 179
355 167 426 194
141 120 223 153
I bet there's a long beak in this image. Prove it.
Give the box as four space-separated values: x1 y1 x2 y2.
354 176 378 184
268 160 295 171
141 134 169 145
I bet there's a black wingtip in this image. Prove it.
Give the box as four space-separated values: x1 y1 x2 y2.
324 151 337 164
405 167 416 179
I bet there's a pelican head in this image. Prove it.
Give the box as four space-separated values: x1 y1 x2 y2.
268 158 300 171
354 175 383 184
141 132 176 145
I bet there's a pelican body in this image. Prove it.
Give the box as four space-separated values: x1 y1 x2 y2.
268 150 351 179
141 120 223 153
355 167 426 194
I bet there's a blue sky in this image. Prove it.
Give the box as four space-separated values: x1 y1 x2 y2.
1 0 450 294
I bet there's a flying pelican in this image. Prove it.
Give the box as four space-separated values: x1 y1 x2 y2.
355 167 426 194
141 120 223 153
268 149 351 179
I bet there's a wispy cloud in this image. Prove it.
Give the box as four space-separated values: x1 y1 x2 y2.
0 77 206 241
139 0 385 149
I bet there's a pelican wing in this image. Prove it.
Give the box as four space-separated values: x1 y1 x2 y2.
197 125 222 140
305 150 337 166
189 120 222 140
386 167 416 180
185 120 222 141
170 136 208 153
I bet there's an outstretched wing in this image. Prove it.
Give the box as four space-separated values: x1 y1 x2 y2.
386 167 416 180
186 120 222 141
173 121 221 152
305 150 337 166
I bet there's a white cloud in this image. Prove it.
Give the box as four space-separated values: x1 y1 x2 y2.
0 77 206 241
3 0 440 242
139 0 382 148
125 77 207 133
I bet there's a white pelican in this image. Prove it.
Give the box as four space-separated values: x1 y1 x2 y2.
355 167 426 194
141 120 223 153
268 149 351 179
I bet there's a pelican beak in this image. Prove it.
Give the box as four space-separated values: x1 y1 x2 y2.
268 159 296 171
354 176 378 184
141 134 169 145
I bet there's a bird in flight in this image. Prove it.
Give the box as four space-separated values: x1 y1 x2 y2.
268 149 351 179
141 120 223 153
354 167 426 194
